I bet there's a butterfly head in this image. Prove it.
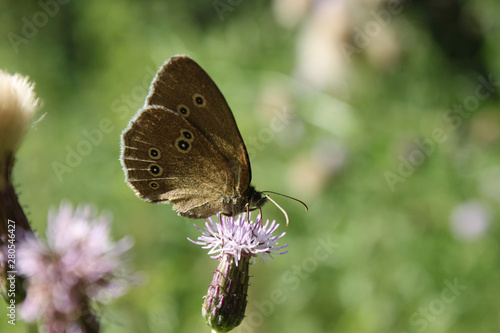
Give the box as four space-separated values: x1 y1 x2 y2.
246 186 268 209
220 185 266 217
225 187 308 227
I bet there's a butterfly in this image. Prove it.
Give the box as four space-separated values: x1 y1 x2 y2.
120 55 306 224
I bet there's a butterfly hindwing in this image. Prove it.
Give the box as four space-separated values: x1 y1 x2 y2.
121 105 235 218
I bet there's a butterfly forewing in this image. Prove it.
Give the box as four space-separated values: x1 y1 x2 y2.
145 56 252 193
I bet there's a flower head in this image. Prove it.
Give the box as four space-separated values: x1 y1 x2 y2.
0 70 39 158
191 213 289 332
18 202 134 332
189 213 289 266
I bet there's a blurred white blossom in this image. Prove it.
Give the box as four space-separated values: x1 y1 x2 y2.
0 70 39 158
450 201 491 241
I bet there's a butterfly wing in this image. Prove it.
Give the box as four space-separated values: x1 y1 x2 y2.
121 105 236 218
145 55 251 195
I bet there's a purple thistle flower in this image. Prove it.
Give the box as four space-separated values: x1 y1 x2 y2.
189 213 288 332
189 212 289 265
17 202 134 333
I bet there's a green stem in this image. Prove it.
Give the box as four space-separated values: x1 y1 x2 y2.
25 322 39 333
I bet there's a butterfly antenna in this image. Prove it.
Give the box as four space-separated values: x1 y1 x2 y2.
258 205 264 227
264 194 290 227
262 191 309 212
245 203 251 223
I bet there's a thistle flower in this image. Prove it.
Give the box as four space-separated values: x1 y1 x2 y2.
17 202 134 333
189 213 288 332
190 213 289 264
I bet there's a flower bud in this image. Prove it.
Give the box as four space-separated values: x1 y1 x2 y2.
203 253 250 332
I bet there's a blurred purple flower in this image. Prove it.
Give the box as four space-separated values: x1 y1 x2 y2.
17 202 134 332
189 212 289 265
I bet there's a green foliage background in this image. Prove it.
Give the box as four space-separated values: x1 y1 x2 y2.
1 0 499 332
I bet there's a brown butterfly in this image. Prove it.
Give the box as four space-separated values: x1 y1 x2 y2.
120 55 306 224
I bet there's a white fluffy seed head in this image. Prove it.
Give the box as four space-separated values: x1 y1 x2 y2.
0 70 39 157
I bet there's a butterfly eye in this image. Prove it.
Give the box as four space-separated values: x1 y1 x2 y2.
148 147 161 159
149 181 159 189
193 93 206 107
175 138 191 153
177 104 190 117
181 129 194 141
148 164 163 176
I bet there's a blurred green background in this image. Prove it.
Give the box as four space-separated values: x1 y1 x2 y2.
1 0 499 332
